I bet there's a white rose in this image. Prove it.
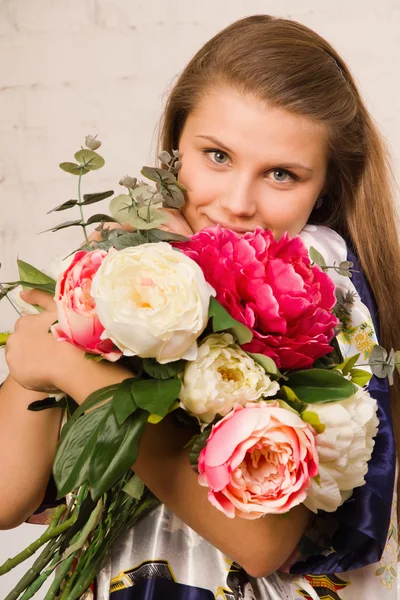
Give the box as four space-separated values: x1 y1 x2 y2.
179 333 280 423
304 386 379 513
91 243 215 363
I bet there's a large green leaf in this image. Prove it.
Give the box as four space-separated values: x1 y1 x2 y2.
109 193 133 223
112 378 137 425
285 369 357 403
142 358 185 380
188 427 212 471
208 296 253 344
247 352 282 378
160 184 185 209
74 149 105 171
17 259 56 286
59 383 120 442
335 353 360 376
4 280 55 294
88 408 148 500
131 376 181 417
54 402 111 497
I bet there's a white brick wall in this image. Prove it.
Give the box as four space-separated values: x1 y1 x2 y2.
0 1 399 598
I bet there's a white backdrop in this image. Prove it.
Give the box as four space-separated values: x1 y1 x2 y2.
0 1 399 598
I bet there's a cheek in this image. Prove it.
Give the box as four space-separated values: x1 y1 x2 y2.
178 159 219 209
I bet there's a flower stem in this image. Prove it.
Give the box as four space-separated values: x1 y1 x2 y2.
0 505 78 575
77 168 90 248
42 552 77 600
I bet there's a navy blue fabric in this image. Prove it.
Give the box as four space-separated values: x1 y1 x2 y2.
110 578 215 599
290 248 396 574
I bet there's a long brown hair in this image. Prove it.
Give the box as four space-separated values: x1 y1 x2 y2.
159 15 400 521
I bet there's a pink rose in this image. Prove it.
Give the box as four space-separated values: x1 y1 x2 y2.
198 402 319 519
174 226 338 369
51 250 121 361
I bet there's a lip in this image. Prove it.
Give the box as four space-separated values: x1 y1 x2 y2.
207 218 252 234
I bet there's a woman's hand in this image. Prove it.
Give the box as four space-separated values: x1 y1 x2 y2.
5 289 83 393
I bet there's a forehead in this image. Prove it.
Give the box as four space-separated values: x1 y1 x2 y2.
184 86 329 166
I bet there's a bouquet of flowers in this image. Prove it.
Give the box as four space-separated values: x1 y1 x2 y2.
0 136 399 599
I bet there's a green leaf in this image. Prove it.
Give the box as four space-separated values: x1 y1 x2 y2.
335 353 360 376
208 296 253 344
122 473 145 500
47 199 78 213
301 410 326 434
3 280 56 294
59 383 119 442
112 378 137 425
131 376 181 417
127 212 169 230
59 162 89 176
74 149 104 171
86 213 117 225
349 368 372 387
188 428 212 470
142 358 185 380
0 332 11 346
247 352 282 378
146 229 189 243
141 166 176 184
111 232 149 250
158 151 172 164
54 402 111 497
286 369 357 403
28 397 67 411
40 219 83 233
88 408 148 500
82 190 114 205
334 260 353 278
84 353 105 362
309 246 327 269
160 184 185 209
17 259 56 287
109 193 133 223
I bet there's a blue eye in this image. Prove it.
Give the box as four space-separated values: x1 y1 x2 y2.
204 149 229 164
271 170 291 182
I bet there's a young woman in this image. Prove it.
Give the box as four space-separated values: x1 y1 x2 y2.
1 14 399 600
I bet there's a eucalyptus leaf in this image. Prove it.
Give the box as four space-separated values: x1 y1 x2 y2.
112 378 137 425
74 149 105 171
208 296 253 344
369 344 394 380
59 162 89 176
109 193 133 223
309 246 327 269
334 260 353 277
158 151 172 164
142 358 185 380
285 369 357 403
111 232 149 250
141 166 176 184
395 351 400 375
131 376 181 417
41 219 83 233
130 185 157 206
54 402 111 497
82 190 114 205
160 184 185 209
47 199 78 213
86 214 118 225
127 211 169 230
88 408 148 500
146 229 189 243
17 259 56 287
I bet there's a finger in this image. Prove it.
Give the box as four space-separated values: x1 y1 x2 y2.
13 317 23 332
19 288 57 312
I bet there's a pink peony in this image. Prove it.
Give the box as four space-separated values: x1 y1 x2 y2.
174 226 338 369
198 402 319 519
51 250 121 361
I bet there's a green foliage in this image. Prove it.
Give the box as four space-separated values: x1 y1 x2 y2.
335 353 360 376
41 219 83 233
82 190 114 205
131 376 181 417
74 149 105 171
188 427 212 471
208 296 253 344
349 368 372 387
47 200 78 213
17 259 56 287
309 246 326 269
285 368 357 403
59 162 89 176
142 358 185 379
112 378 137 425
301 410 326 434
247 352 282 378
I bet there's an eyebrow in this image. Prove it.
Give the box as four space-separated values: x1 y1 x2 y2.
195 134 315 173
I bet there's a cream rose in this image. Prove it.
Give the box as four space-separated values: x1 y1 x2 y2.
303 385 379 513
91 243 215 363
179 333 280 423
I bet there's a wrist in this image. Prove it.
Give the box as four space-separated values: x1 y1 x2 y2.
53 346 133 405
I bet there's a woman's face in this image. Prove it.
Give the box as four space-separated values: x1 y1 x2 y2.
178 86 329 239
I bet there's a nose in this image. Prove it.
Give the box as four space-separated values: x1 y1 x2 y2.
219 172 257 218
